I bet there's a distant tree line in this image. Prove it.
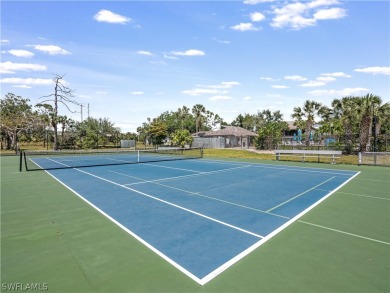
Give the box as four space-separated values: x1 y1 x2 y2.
1 78 389 153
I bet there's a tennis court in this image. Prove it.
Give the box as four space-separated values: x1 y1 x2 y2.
1 152 389 292
23 149 358 284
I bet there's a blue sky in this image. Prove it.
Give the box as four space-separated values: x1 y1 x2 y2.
1 0 389 133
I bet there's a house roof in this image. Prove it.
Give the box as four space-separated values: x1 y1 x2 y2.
194 126 258 137
286 121 298 130
286 121 319 131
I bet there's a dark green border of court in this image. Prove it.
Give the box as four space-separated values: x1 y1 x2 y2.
1 155 389 292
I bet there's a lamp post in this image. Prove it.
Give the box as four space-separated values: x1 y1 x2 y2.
373 116 377 152
69 122 74 150
371 103 378 152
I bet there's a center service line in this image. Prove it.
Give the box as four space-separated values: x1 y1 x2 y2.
73 167 264 239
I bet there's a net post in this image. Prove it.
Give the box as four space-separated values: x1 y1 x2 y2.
137 150 140 162
358 152 362 166
19 150 23 172
23 151 29 171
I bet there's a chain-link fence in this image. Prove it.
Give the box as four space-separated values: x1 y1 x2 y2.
266 133 390 154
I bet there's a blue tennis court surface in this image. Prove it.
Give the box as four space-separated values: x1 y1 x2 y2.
43 158 359 285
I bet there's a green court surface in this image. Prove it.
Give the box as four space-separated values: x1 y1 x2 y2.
1 155 389 292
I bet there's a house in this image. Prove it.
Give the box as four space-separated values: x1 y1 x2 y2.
192 126 258 149
282 121 320 145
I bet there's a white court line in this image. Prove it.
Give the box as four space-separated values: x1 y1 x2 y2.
105 158 201 173
266 177 336 213
196 158 358 176
142 163 201 173
63 165 263 238
336 191 390 201
42 157 362 285
299 221 390 246
354 178 390 183
122 165 251 186
200 171 361 284
46 158 260 237
40 164 204 284
44 158 265 285
109 170 290 220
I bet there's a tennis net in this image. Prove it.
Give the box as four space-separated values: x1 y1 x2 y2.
358 152 390 167
20 147 203 171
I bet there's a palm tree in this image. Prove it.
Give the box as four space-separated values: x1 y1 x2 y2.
292 100 322 146
355 94 382 152
373 101 390 136
58 115 68 147
178 106 190 130
331 96 360 153
191 104 206 133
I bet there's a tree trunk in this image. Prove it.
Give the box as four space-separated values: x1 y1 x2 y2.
343 120 354 154
305 123 311 147
12 129 17 150
359 114 371 152
53 123 59 150
61 124 65 146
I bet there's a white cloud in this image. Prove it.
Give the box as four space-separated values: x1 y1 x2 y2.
308 87 370 96
272 85 288 89
130 91 144 95
231 23 261 31
94 9 131 24
354 66 390 75
271 2 315 29
1 39 10 44
284 75 307 81
13 85 32 89
0 61 47 74
0 77 52 85
31 45 70 55
7 50 34 58
182 88 222 96
183 81 237 96
209 95 233 101
260 76 279 81
220 81 240 88
300 81 327 87
136 50 153 56
342 88 370 95
197 81 240 89
271 0 346 30
243 96 252 100
172 49 205 56
314 7 346 20
316 76 336 82
321 72 351 78
163 54 178 60
250 12 266 22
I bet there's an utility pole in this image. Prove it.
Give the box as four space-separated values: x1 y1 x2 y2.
88 103 90 119
80 104 83 121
